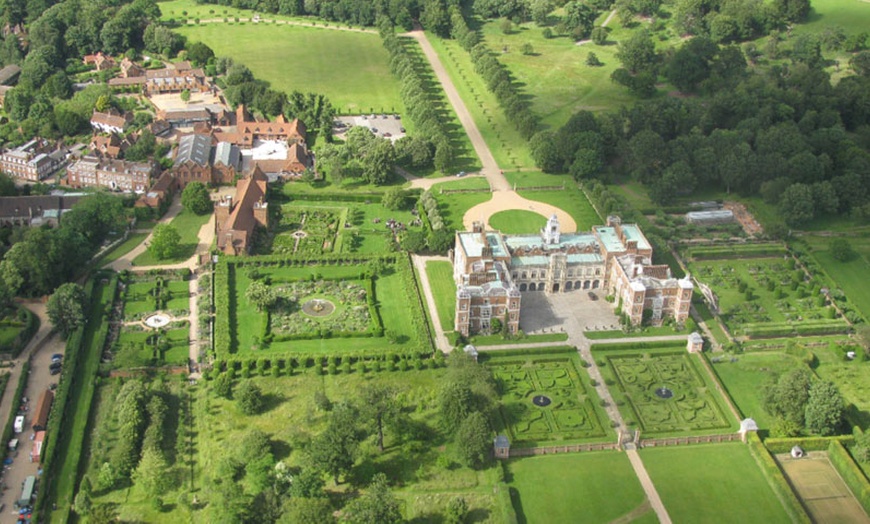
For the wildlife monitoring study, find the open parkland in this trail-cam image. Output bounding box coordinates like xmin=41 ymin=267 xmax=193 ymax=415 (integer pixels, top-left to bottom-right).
xmin=0 ymin=0 xmax=868 ymax=522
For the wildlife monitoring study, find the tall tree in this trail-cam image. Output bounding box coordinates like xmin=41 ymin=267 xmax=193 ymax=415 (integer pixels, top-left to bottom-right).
xmin=181 ymin=181 xmax=213 ymax=215
xmin=148 ymin=224 xmax=181 ymax=260
xmin=804 ymin=380 xmax=843 ymax=436
xmin=308 ymin=403 xmax=361 ymax=484
xmin=359 ymin=385 xmax=401 ymax=452
xmin=342 ymin=473 xmax=403 ymax=524
xmin=46 ymin=282 xmax=87 ymax=337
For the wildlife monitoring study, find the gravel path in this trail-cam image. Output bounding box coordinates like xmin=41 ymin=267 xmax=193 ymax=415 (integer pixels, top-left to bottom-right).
xmin=411 ymin=255 xmax=453 ymax=352
xmin=404 ymin=29 xmax=578 ymax=232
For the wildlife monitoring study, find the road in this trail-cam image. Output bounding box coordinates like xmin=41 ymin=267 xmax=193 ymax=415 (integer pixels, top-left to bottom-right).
xmin=403 ymin=29 xmax=578 ymax=232
xmin=0 ymin=303 xmax=67 ymax=521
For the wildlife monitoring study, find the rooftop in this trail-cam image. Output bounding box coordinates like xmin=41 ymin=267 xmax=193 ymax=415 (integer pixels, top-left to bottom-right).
xmin=458 ymin=231 xmax=509 ymax=259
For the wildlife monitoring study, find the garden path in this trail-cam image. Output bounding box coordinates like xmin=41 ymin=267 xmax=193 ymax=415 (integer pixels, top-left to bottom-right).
xmin=187 ymin=275 xmax=201 ymax=378
xmin=411 ymin=254 xmax=452 ymax=352
xmin=403 ymin=29 xmax=578 ymax=232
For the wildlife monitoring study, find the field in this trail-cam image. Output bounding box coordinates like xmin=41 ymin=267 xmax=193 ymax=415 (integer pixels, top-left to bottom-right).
xmin=776 ymin=453 xmax=870 ymax=524
xmin=217 ymin=256 xmax=431 ymax=357
xmin=517 ymin=189 xmax=601 ymax=231
xmin=174 ymin=24 xmax=402 ymax=115
xmin=598 ymin=350 xmax=734 ymax=435
xmin=478 ymin=18 xmax=638 ymax=129
xmin=489 ymin=210 xmax=547 ymax=234
xmin=688 ymin=255 xmax=847 ymax=338
xmin=486 ymin=352 xmax=610 ymax=444
xmin=132 ymin=208 xmax=211 ymax=266
xmin=641 ymin=443 xmax=793 ymax=523
xmin=710 ymin=352 xmax=806 ymax=431
xmin=431 ymin=185 xmax=492 ymax=231
xmin=425 ymin=260 xmax=456 ymax=332
xmin=803 ymin=235 xmax=870 ymax=322
xmin=507 ymin=452 xmax=651 ymax=524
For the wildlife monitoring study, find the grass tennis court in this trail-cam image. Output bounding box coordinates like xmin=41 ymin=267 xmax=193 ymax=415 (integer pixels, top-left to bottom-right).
xmin=641 ymin=443 xmax=792 ymax=523
xmin=777 ymin=453 xmax=870 ymax=524
xmin=175 ymin=24 xmax=402 ymax=114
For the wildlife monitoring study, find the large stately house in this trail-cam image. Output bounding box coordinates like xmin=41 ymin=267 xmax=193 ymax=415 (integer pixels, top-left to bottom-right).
xmin=452 ymin=216 xmax=693 ymax=336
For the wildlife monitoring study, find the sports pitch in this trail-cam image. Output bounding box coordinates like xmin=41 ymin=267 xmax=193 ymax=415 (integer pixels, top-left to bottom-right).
xmin=777 ymin=453 xmax=870 ymax=524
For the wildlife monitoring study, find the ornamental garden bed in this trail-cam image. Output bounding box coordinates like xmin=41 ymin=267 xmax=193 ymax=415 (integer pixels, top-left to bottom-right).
xmin=688 ymin=255 xmax=848 ymax=338
xmin=598 ymin=350 xmax=734 ymax=435
xmin=485 ymin=352 xmax=610 ymax=444
xmin=214 ymin=255 xmax=432 ymax=360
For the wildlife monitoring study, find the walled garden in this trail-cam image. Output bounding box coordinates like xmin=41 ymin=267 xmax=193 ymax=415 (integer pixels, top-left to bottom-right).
xmin=486 ymin=351 xmax=610 ymax=444
xmin=599 ymin=350 xmax=734 ymax=435
xmin=214 ymin=255 xmax=432 ymax=362
xmin=687 ymin=250 xmax=848 ymax=338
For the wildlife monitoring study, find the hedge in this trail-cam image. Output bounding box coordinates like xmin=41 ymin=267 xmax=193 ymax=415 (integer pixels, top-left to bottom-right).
xmin=686 ymin=244 xmax=788 ymax=260
xmin=0 ymin=306 xmax=40 ymax=357
xmin=477 ymin=346 xmax=576 ymax=359
xmin=764 ymin=435 xmax=855 ymax=454
xmin=497 ymin=482 xmax=518 ymax=524
xmin=589 ymin=340 xmax=684 ymax=351
xmin=828 ymin=440 xmax=870 ymax=515
xmin=0 ymin=361 xmax=30 ymax=450
xmin=746 ymin=432 xmax=811 ymax=524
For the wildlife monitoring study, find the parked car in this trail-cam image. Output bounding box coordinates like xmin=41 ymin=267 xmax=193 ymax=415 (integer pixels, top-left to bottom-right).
xmin=49 ymin=367 xmax=61 ymax=376
xmin=587 ymin=291 xmax=598 ymax=300
xmin=49 ymin=361 xmax=62 ymax=370
xmin=456 ymin=171 xmax=467 ymax=177
xmin=51 ymin=354 xmax=62 ymax=363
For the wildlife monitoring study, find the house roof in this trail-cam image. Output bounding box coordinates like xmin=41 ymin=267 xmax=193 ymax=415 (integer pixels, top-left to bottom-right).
xmin=219 ymin=167 xmax=267 ymax=248
xmin=214 ymin=142 xmax=240 ymax=168
xmin=0 ymin=195 xmax=82 ymax=219
xmin=0 ymin=64 xmax=21 ymax=85
xmin=91 ymin=110 xmax=129 ymax=130
xmin=175 ymin=134 xmax=212 ymax=166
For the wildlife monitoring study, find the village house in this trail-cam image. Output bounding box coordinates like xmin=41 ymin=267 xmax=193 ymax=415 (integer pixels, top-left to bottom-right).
xmin=0 ymin=195 xmax=82 ymax=227
xmin=119 ymin=57 xmax=144 ymax=78
xmin=66 ymin=155 xmax=158 ymax=192
xmin=88 ymin=133 xmax=136 ymax=159
xmin=90 ymin=110 xmax=132 ymax=135
xmin=83 ymin=52 xmax=116 ymax=71
xmin=144 ymin=67 xmax=209 ymax=95
xmin=452 ymin=216 xmax=693 ymax=336
xmin=170 ymin=133 xmax=238 ymax=187
xmin=215 ymin=167 xmax=268 ymax=255
xmin=0 ymin=139 xmax=65 ymax=181
xmin=136 ymin=171 xmax=177 ymax=209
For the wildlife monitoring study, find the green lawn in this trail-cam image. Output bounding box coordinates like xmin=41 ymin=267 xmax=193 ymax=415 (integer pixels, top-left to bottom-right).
xmin=469 ymin=332 xmax=568 ymax=346
xmin=804 ymin=235 xmax=870 ymax=322
xmin=584 ymin=324 xmax=689 ymax=339
xmin=425 ymin=260 xmax=456 ymax=332
xmin=479 ymin=19 xmax=639 ymax=129
xmin=489 ymin=210 xmax=548 ymax=234
xmin=175 ymin=24 xmax=403 ymax=115
xmin=99 ymin=232 xmax=148 ymax=268
xmin=641 ymin=443 xmax=793 ymax=524
xmin=426 ymin=34 xmax=535 ymax=169
xmin=431 ymin=187 xmax=491 ymax=232
xmin=503 ymin=170 xmax=570 ymax=189
xmin=518 ymin=188 xmax=601 ymax=231
xmin=434 ymin=176 xmax=491 ymax=190
xmin=132 ymin=208 xmax=210 ymax=266
xmin=710 ymin=352 xmax=805 ymax=430
xmin=507 ymin=452 xmax=649 ymax=524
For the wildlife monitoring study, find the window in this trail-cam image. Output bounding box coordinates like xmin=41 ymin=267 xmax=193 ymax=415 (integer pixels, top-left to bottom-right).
xmin=460 ymin=303 xmax=467 ymax=310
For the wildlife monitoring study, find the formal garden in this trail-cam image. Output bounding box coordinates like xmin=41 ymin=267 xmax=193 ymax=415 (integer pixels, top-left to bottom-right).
xmin=112 ymin=271 xmax=191 ymax=368
xmin=485 ymin=351 xmax=610 ymax=444
xmin=597 ymin=349 xmax=734 ymax=435
xmin=686 ymin=246 xmax=849 ymax=338
xmin=257 ymin=205 xmax=345 ymax=256
xmin=214 ymin=255 xmax=432 ymax=361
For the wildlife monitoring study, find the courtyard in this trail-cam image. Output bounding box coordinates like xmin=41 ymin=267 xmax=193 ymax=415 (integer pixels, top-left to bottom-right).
xmin=518 ymin=290 xmax=621 ymax=335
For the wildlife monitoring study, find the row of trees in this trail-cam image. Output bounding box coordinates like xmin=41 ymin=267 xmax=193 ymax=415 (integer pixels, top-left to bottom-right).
xmin=191 ymin=0 xmax=420 ymax=29
xmin=449 ymin=5 xmax=539 ymax=139
xmin=380 ymin=19 xmax=455 ymax=173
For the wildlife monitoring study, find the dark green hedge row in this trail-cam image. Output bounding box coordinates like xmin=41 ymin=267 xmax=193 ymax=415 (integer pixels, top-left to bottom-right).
xmin=287 ymin=191 xmax=392 ymax=203
xmin=746 ymin=432 xmax=812 ymax=524
xmin=212 ymin=349 xmax=445 ymax=375
xmin=828 ymin=440 xmax=870 ymax=515
xmin=0 ymin=361 xmax=30 ymax=452
xmin=478 ymin=346 xmax=576 ymax=360
xmin=590 ymin=340 xmax=685 ymax=351
xmin=764 ymin=435 xmax=855 ymax=454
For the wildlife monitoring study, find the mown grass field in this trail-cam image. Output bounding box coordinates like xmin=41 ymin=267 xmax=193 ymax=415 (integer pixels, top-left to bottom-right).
xmin=175 ymin=24 xmax=403 ymax=114
xmin=710 ymin=351 xmax=805 ymax=430
xmin=642 ymin=443 xmax=793 ymax=524
xmin=519 ymin=189 xmax=601 ymax=231
xmin=425 ymin=260 xmax=456 ymax=332
xmin=489 ymin=210 xmax=548 ymax=234
xmin=478 ymin=18 xmax=639 ymax=130
xmin=803 ymin=235 xmax=870 ymax=322
xmin=132 ymin=208 xmax=211 ymax=266
xmin=507 ymin=452 xmax=650 ymax=524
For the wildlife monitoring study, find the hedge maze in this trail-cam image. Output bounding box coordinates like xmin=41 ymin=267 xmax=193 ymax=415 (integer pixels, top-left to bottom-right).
xmin=606 ymin=352 xmax=731 ymax=434
xmin=490 ymin=355 xmax=608 ymax=443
